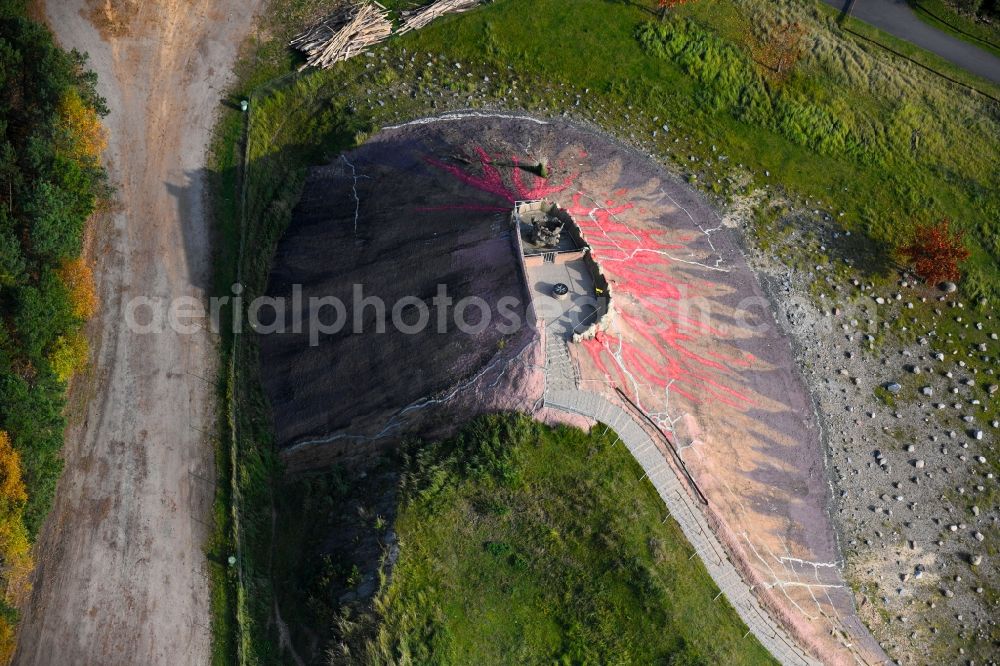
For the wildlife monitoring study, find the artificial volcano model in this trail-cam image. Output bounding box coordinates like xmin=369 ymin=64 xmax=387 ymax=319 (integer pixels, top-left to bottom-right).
xmin=259 ymin=114 xmax=886 ymax=665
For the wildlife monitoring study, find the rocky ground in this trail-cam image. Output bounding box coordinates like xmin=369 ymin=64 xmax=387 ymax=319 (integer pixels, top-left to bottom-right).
xmin=742 ymin=209 xmax=999 ymax=664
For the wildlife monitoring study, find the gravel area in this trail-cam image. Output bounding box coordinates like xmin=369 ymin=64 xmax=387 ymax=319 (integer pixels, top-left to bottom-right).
xmin=743 ymin=211 xmax=999 ymax=664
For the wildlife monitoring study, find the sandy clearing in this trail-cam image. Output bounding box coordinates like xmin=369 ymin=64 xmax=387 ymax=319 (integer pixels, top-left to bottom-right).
xmin=14 ymin=1 xmax=260 ymax=664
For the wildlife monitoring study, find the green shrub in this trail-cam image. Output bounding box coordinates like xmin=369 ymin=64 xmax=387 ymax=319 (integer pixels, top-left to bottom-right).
xmin=15 ymin=269 xmax=75 ymax=362
xmin=0 ymin=371 xmax=66 ymax=535
xmin=25 ymin=181 xmax=87 ymax=261
xmin=638 ymin=18 xmax=864 ymax=160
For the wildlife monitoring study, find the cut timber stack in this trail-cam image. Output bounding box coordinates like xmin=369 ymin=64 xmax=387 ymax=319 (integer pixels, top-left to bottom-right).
xmin=398 ymin=0 xmax=483 ymax=34
xmin=290 ymin=1 xmax=392 ymax=70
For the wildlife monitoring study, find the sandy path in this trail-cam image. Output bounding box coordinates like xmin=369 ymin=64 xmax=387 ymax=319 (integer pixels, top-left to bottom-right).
xmin=14 ymin=1 xmax=260 ymax=664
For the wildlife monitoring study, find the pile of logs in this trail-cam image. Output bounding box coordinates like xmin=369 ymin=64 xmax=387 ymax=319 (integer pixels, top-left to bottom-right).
xmin=290 ymin=1 xmax=392 ymax=70
xmin=398 ymin=0 xmax=483 ymax=34
xmin=291 ymin=0 xmax=487 ymax=70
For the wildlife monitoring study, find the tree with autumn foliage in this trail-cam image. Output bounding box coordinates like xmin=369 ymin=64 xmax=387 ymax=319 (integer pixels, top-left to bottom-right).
xmin=56 ymin=88 xmax=107 ymax=163
xmin=0 ymin=431 xmax=32 ymax=665
xmin=48 ymin=332 xmax=89 ymax=384
xmin=899 ymin=219 xmax=970 ymax=286
xmin=0 ymin=5 xmax=109 ymax=660
xmin=0 ymin=619 xmax=14 ymax=666
xmin=658 ymin=0 xmax=694 ymax=21
xmin=0 ymin=432 xmax=31 ymax=587
xmin=749 ymin=21 xmax=807 ymax=82
xmin=57 ymin=257 xmax=98 ymax=320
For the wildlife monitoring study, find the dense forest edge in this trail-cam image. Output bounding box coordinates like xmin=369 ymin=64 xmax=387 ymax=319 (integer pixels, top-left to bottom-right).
xmin=0 ymin=0 xmax=106 ymax=658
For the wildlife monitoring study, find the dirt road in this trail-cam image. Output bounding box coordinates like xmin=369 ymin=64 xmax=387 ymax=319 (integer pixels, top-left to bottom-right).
xmin=15 ymin=1 xmax=260 ymax=663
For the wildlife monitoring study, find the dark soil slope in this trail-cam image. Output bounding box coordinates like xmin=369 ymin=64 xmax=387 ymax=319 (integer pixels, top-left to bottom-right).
xmin=260 ymin=122 xmax=538 ymax=467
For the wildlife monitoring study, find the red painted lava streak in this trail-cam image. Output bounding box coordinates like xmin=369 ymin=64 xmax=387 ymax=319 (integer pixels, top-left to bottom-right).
xmin=423 ymin=146 xmax=577 ymax=205
xmin=566 ymin=193 xmax=754 ymax=409
xmin=425 ymin=146 xmax=754 ymax=411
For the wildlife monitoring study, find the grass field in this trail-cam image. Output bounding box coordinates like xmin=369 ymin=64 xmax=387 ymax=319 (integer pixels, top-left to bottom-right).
xmin=207 ymin=0 xmax=1000 ymax=661
xmin=232 ymin=0 xmax=1000 ymax=298
xmin=277 ymin=415 xmax=776 ymax=665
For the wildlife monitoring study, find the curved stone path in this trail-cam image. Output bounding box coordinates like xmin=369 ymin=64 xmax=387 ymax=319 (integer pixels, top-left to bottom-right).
xmin=543 ymin=333 xmax=820 ymax=666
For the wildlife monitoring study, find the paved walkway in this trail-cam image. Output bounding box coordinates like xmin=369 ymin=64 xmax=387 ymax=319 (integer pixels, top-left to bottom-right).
xmin=542 ymin=334 xmax=821 ymax=666
xmin=824 ymin=0 xmax=1000 ymax=83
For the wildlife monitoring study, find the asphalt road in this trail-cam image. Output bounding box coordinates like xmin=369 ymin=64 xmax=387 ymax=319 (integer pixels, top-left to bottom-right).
xmin=823 ymin=0 xmax=1000 ymax=83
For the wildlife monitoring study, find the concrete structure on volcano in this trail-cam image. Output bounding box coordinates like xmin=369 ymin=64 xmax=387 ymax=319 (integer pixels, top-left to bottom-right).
xmin=529 ymin=207 xmax=564 ymax=247
xmin=511 ymin=199 xmax=614 ymax=342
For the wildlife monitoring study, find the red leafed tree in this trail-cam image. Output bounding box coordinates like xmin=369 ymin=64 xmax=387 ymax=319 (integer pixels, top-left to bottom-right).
xmin=772 ymin=22 xmax=806 ymax=75
xmin=658 ymin=0 xmax=693 ymax=20
xmin=750 ymin=21 xmax=807 ymax=81
xmin=900 ymin=219 xmax=970 ymax=285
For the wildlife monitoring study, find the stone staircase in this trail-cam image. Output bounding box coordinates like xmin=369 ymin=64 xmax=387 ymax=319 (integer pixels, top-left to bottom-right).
xmin=544 ymin=329 xmax=578 ymax=395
